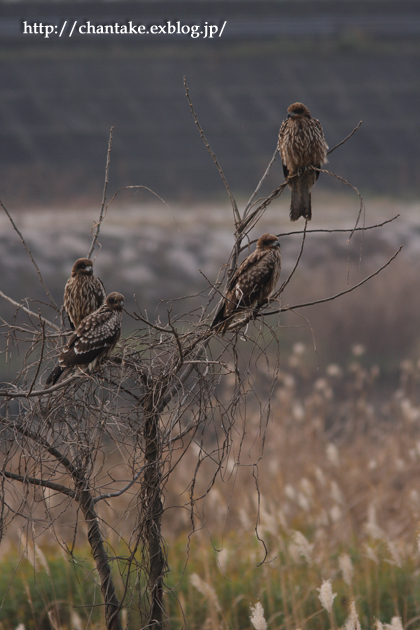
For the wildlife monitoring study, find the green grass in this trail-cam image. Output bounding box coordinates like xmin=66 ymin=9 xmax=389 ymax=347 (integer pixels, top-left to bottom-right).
xmin=0 ymin=548 xmax=101 ymax=630
xmin=1 ymin=532 xmax=419 ymax=629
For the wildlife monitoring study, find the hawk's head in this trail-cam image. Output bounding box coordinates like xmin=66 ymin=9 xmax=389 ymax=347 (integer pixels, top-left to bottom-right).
xmin=72 ymin=258 xmax=94 ymax=277
xmin=106 ymin=292 xmax=125 ymax=311
xmin=287 ymin=102 xmax=311 ymax=119
xmin=257 ymin=234 xmax=280 ymax=251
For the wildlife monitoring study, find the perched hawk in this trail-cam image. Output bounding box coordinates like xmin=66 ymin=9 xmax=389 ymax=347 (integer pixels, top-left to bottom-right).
xmin=46 ymin=292 xmax=124 ymax=386
xmin=64 ymin=258 xmax=106 ymax=330
xmin=211 ymin=234 xmax=281 ymax=334
xmin=278 ymin=102 xmax=328 ymax=221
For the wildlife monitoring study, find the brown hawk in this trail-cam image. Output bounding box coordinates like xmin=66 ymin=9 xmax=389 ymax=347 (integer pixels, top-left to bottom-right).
xmin=46 ymin=292 xmax=124 ymax=386
xmin=211 ymin=234 xmax=281 ymax=334
xmin=278 ymin=102 xmax=328 ymax=221
xmin=64 ymin=258 xmax=106 ymax=330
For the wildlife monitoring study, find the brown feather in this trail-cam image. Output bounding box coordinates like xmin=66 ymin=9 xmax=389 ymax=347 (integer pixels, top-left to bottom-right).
xmin=290 ymin=169 xmax=314 ymax=221
xmin=211 ymin=234 xmax=281 ymax=334
xmin=278 ymin=102 xmax=328 ymax=221
xmin=64 ymin=258 xmax=106 ymax=329
xmin=46 ymin=292 xmax=124 ymax=386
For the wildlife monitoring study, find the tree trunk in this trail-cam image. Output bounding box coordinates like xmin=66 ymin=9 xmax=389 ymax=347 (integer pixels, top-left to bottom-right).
xmin=144 ymin=400 xmax=166 ymax=629
xmin=78 ymin=488 xmax=123 ymax=630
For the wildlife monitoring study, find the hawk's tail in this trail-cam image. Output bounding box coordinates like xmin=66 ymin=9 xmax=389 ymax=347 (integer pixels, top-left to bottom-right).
xmin=210 ymin=305 xmax=230 ymax=335
xmin=289 ymin=172 xmax=312 ymax=221
xmin=45 ymin=365 xmax=65 ymax=387
xmin=290 ymin=180 xmax=311 ymax=221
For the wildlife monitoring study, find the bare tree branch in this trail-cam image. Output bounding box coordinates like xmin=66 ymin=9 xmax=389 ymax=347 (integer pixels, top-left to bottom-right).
xmin=0 ymin=290 xmax=61 ymax=332
xmin=267 ymin=246 xmax=403 ymax=316
xmin=1 ymin=470 xmax=76 ymax=499
xmin=26 ymin=317 xmax=46 ymax=397
xmin=315 ymin=166 xmax=365 ymax=237
xmin=87 ymin=126 xmax=114 ymax=260
xmin=236 ymin=183 xmax=287 ymax=239
xmin=93 ymin=469 xmax=143 ymax=504
xmin=273 ymin=219 xmax=308 ymax=299
xmin=327 ymin=121 xmax=362 ymax=156
xmin=0 ymin=374 xmax=82 ymax=398
xmin=0 ymin=199 xmax=58 ymax=309
xmin=184 ymin=76 xmax=240 ymax=228
xmin=105 ymin=184 xmax=173 ymax=217
xmin=243 ymin=145 xmax=279 ymax=218
xmin=238 ymin=214 xmax=400 ymax=253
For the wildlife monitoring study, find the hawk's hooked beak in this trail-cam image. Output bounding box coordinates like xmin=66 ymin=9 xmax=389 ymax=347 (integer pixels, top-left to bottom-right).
xmin=287 ymin=112 xmax=295 ymax=119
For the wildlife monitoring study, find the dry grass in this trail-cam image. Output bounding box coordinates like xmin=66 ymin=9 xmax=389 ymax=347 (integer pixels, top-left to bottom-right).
xmin=2 ymin=347 xmax=420 ymax=629
xmin=159 ymin=344 xmax=420 ymax=629
xmin=0 ymin=316 xmax=420 ymax=630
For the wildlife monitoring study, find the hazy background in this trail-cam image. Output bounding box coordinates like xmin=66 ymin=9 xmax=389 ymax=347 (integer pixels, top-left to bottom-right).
xmin=1 ymin=0 xmax=420 ymax=373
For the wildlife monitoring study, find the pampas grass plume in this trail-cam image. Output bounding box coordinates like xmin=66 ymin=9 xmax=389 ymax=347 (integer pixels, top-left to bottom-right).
xmin=317 ymin=579 xmax=337 ymax=614
xmin=250 ymin=601 xmax=267 ymax=630
xmin=343 ymin=599 xmax=361 ymax=630
xmin=190 ymin=573 xmax=221 ymax=612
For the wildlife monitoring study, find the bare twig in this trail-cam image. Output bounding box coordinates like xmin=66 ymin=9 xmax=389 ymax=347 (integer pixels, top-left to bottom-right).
xmin=130 ymin=310 xmax=179 ymax=335
xmin=0 ymin=374 xmax=82 ymax=398
xmin=0 ymin=290 xmax=61 ymax=332
xmin=87 ymin=126 xmax=114 ymax=259
xmin=243 ymin=145 xmax=278 ymax=218
xmin=106 ymin=185 xmax=172 ymax=216
xmin=273 ymin=219 xmax=308 ymax=299
xmin=1 ymin=470 xmax=76 ymax=499
xmin=26 ymin=316 xmax=46 ymax=397
xmin=315 ymin=167 xmax=365 ymax=238
xmin=0 ymin=198 xmax=58 ymax=309
xmin=236 ymin=183 xmax=287 ymax=238
xmin=327 ymin=121 xmax=362 ymax=156
xmin=266 ymin=246 xmax=403 ymax=316
xmin=184 ymin=76 xmax=240 ymax=228
xmin=168 ymin=314 xmax=184 ymax=367
xmin=93 ymin=469 xmax=143 ymax=504
xmin=238 ymin=215 xmax=400 ymax=253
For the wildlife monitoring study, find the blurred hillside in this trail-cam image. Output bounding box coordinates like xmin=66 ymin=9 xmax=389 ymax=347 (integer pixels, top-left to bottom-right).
xmin=0 ymin=0 xmax=419 ymax=205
